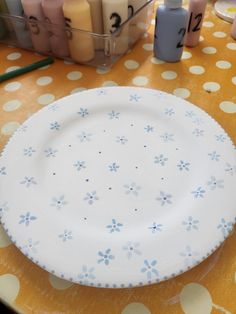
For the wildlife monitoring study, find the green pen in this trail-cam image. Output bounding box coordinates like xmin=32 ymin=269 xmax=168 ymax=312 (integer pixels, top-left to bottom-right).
xmin=0 ymin=57 xmax=54 ymax=83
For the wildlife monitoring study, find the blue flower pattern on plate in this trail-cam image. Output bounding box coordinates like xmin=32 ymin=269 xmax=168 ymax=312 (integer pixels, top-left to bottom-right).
xmin=50 ymin=122 xmax=60 ymax=130
xmin=23 ymin=147 xmax=36 ymax=157
xmin=156 ymin=191 xmax=172 ymax=206
xmin=192 ymin=128 xmax=204 ymax=137
xmin=182 ymin=216 xmax=199 ymax=231
xmin=98 ymin=249 xmax=114 ymax=265
xmin=141 ymin=260 xmax=158 ymax=279
xmin=116 ymin=136 xmax=128 ymax=145
xmin=78 ymin=266 xmax=96 ymax=282
xmin=123 ymin=242 xmax=141 ymax=259
xmin=106 ymin=219 xmax=123 ymax=233
xmin=185 ymin=110 xmax=195 ymax=118
xmin=109 ymin=163 xmax=119 ymax=172
xmin=108 ymin=110 xmax=120 ymax=120
xmin=59 ymin=230 xmax=73 ymax=242
xmin=0 ymin=202 xmax=9 ymax=218
xmin=45 ymin=148 xmax=58 ymax=157
xmin=148 ymin=222 xmax=163 ymax=233
xmin=207 ymin=176 xmax=224 ymax=190
xmin=180 ymin=246 xmax=199 ymax=267
xmin=129 ymin=94 xmax=141 ymax=102
xmin=144 ymin=125 xmax=154 ymax=133
xmin=74 ymin=161 xmax=86 ymax=172
xmin=225 ymin=163 xmax=236 ymax=176
xmin=208 ymin=151 xmax=220 ymax=161
xmin=217 ymin=218 xmax=234 ymax=236
xmin=164 ymin=108 xmax=175 ymax=116
xmin=124 ymin=183 xmax=141 ymax=196
xmin=160 ymin=133 xmax=174 ymax=143
xmin=154 ymin=154 xmax=168 ymax=166
xmin=84 ymin=191 xmax=99 ymax=205
xmin=193 ymin=117 xmax=204 ymax=125
xmin=22 ymin=238 xmax=39 ymax=254
xmin=20 ymin=176 xmax=37 ymax=187
xmin=97 ymin=89 xmax=107 ymax=96
xmin=78 ymin=108 xmax=89 ymax=118
xmin=191 ymin=187 xmax=205 ymax=198
xmin=0 ymin=167 xmax=6 ymax=175
xmin=19 ymin=212 xmax=37 ymax=226
xmin=177 ymin=160 xmax=190 ymax=171
xmin=78 ymin=132 xmax=92 ymax=142
xmin=51 ymin=195 xmax=67 ymax=210
xmin=215 ymin=134 xmax=226 ymax=142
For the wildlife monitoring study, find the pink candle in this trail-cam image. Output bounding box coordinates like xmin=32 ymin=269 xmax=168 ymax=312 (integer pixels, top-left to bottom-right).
xmin=21 ymin=0 xmax=50 ymax=53
xmin=231 ymin=15 xmax=236 ymax=40
xmin=185 ymin=0 xmax=207 ymax=47
xmin=42 ymin=0 xmax=70 ymax=57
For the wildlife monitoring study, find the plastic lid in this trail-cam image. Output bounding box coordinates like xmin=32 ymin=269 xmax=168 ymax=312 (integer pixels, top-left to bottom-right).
xmin=164 ymin=0 xmax=183 ymax=9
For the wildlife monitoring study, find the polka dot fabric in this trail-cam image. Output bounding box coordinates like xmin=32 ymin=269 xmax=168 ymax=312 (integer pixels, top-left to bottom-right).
xmin=0 ymin=2 xmax=236 ymax=314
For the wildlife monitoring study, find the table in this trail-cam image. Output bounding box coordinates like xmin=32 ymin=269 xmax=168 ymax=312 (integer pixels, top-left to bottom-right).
xmin=0 ymin=2 xmax=236 ymax=313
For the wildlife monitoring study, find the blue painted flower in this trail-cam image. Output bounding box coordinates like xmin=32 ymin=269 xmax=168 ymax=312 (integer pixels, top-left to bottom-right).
xmin=191 ymin=187 xmax=205 ymax=198
xmin=185 ymin=110 xmax=195 ymax=118
xmin=19 ymin=212 xmax=37 ymax=226
xmin=154 ymin=154 xmax=168 ymax=166
xmin=84 ymin=191 xmax=99 ymax=205
xmin=59 ymin=230 xmax=73 ymax=242
xmin=74 ymin=161 xmax=86 ymax=171
xmin=193 ymin=117 xmax=204 ymax=125
xmin=129 ymin=94 xmax=141 ymax=102
xmin=144 ymin=125 xmax=154 ymax=133
xmin=164 ymin=108 xmax=175 ymax=116
xmin=22 ymin=238 xmax=39 ymax=254
xmin=192 ymin=128 xmax=204 ymax=137
xmin=141 ymin=260 xmax=158 ymax=279
xmin=148 ymin=222 xmax=163 ymax=233
xmin=122 ymin=241 xmax=141 ymax=259
xmin=160 ymin=132 xmax=174 ymax=143
xmin=78 ymin=266 xmax=96 ymax=283
xmin=180 ymin=246 xmax=199 ymax=266
xmin=177 ymin=160 xmax=190 ymax=171
xmin=51 ymin=195 xmax=67 ymax=210
xmin=124 ymin=182 xmax=141 ymax=196
xmin=116 ymin=136 xmax=128 ymax=145
xmin=108 ymin=110 xmax=120 ymax=120
xmin=109 ymin=162 xmax=119 ymax=172
xmin=182 ymin=216 xmax=199 ymax=231
xmin=97 ymin=249 xmax=114 ymax=265
xmin=20 ymin=176 xmax=37 ymax=187
xmin=48 ymin=103 xmax=59 ymax=111
xmin=23 ymin=147 xmax=36 ymax=157
xmin=217 ymin=218 xmax=233 ymax=236
xmin=106 ymin=219 xmax=123 ymax=233
xmin=50 ymin=121 xmax=60 ymax=130
xmin=78 ymin=108 xmax=89 ymax=118
xmin=225 ymin=163 xmax=236 ymax=176
xmin=97 ymin=89 xmax=107 ymax=96
xmin=207 ymin=176 xmax=224 ymax=190
xmin=18 ymin=125 xmax=28 ymax=132
xmin=0 ymin=202 xmax=9 ymax=218
xmin=45 ymin=148 xmax=58 ymax=157
xmin=215 ymin=134 xmax=226 ymax=142
xmin=153 ymin=91 xmax=166 ymax=99
xmin=156 ymin=191 xmax=172 ymax=206
xmin=0 ymin=167 xmax=6 ymax=175
xmin=78 ymin=131 xmax=92 ymax=142
xmin=208 ymin=151 xmax=220 ymax=161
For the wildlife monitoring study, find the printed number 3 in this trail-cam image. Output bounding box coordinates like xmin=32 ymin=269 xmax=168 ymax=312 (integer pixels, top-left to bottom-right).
xmin=176 ymin=27 xmax=186 ymax=48
xmin=110 ymin=12 xmax=122 ymax=33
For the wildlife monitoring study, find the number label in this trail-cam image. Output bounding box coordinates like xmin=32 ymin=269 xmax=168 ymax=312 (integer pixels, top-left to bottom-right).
xmin=187 ymin=12 xmax=203 ymax=33
xmin=65 ymin=17 xmax=72 ymax=40
xmin=110 ymin=12 xmax=122 ymax=34
xmin=29 ymin=16 xmax=40 ymax=35
xmin=176 ymin=27 xmax=186 ymax=48
xmin=128 ymin=5 xmax=134 ymax=18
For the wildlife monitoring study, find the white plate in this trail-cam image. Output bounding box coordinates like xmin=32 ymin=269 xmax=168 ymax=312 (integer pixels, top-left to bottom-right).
xmin=1 ymin=87 xmax=236 ymax=288
xmin=214 ymin=0 xmax=236 ymax=23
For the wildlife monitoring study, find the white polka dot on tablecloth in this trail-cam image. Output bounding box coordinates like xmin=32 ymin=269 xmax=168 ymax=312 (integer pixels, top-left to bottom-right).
xmin=189 ymin=66 xmax=205 ymax=75
xmin=220 ymin=101 xmax=236 ymax=113
xmin=202 ymin=47 xmax=217 ymax=54
xmin=67 ymin=71 xmax=83 ymax=80
xmin=132 ymin=76 xmax=149 ymax=86
xmin=203 ymin=21 xmax=214 ymax=27
xmin=96 ymin=68 xmax=110 ymax=74
xmin=150 ymin=57 xmax=165 ymax=64
xmin=6 ymin=52 xmax=22 ymax=60
xmin=37 ymin=93 xmax=55 ymax=105
xmin=161 ymin=71 xmax=177 ymax=80
xmin=216 ymin=60 xmax=231 ymax=69
xmin=203 ymin=82 xmax=221 ymax=92
xmin=102 ymin=81 xmax=118 ymax=87
xmin=5 ymin=66 xmax=21 ymax=73
xmin=142 ymin=33 xmax=148 ymax=39
xmin=137 ymin=22 xmax=148 ymax=30
xmin=142 ymin=43 xmax=153 ymax=51
xmin=0 ymin=225 xmax=11 ymax=248
xmin=49 ymin=274 xmax=74 ymax=290
xmin=3 ymin=100 xmax=22 ymax=112
xmin=151 ymin=19 xmax=155 ymax=25
xmin=232 ymin=77 xmax=236 ymax=85
xmin=70 ymin=87 xmax=87 ymax=94
xmin=121 ymin=303 xmax=151 ymax=314
xmin=0 ymin=274 xmax=20 ymax=303
xmin=180 ymin=283 xmax=212 ymax=314
xmin=213 ymin=31 xmax=227 ymax=38
xmin=36 ymin=76 xmax=53 ymax=86
xmin=173 ymin=88 xmax=190 ymax=99
xmin=227 ymin=43 xmax=236 ymax=50
xmin=182 ymin=51 xmax=192 ymax=59
xmin=1 ymin=122 xmax=20 ymax=136
xmin=199 ymin=36 xmax=204 ymax=42
xmin=124 ymin=60 xmax=140 ymax=70
xmin=64 ymin=60 xmax=75 ymax=65
xmin=4 ymin=82 xmax=21 ymax=92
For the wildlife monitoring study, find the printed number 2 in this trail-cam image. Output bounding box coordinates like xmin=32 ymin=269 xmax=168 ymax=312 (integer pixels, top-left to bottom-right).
xmin=188 ymin=13 xmax=203 ymax=32
xmin=176 ymin=28 xmax=186 ymax=48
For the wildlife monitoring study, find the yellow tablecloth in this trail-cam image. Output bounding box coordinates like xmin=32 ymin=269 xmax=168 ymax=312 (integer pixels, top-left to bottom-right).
xmin=0 ymin=2 xmax=236 ymax=313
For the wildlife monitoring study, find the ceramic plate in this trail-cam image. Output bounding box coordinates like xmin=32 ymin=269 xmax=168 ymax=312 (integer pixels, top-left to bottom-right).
xmin=214 ymin=0 xmax=236 ymax=23
xmin=1 ymin=87 xmax=236 ymax=288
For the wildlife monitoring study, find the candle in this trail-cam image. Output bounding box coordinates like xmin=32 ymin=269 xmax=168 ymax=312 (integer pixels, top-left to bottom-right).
xmin=128 ymin=0 xmax=147 ymax=43
xmin=87 ymin=0 xmax=104 ymax=49
xmin=231 ymin=15 xmax=236 ymax=40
